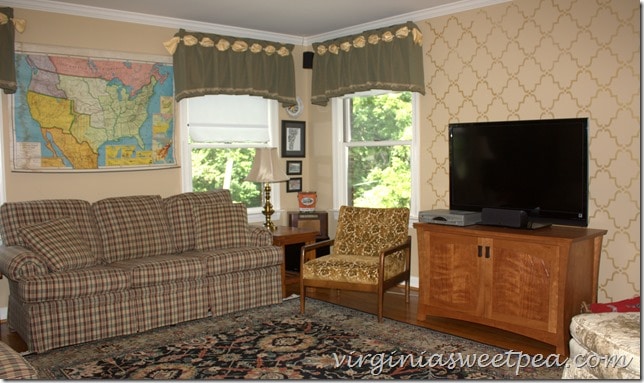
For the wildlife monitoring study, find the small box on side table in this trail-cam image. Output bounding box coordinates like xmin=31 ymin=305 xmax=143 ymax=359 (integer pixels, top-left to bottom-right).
xmin=286 ymin=211 xmax=330 ymax=271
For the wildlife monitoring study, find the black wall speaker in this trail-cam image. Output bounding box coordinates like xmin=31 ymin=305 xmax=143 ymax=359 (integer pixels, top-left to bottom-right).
xmin=481 ymin=208 xmax=528 ymax=228
xmin=303 ymin=51 xmax=314 ymax=69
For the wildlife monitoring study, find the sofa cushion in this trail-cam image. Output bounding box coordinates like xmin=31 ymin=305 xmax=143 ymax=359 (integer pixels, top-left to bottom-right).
xmin=194 ymin=203 xmax=249 ymax=250
xmin=92 ymin=195 xmax=176 ymax=263
xmin=0 ymin=199 xmax=102 ymax=255
xmin=164 ymin=190 xmax=234 ymax=252
xmin=110 ymin=254 xmax=204 ymax=287
xmin=18 ymin=217 xmax=98 ymax=272
xmin=184 ymin=246 xmax=282 ymax=276
xmin=14 ymin=265 xmax=130 ymax=302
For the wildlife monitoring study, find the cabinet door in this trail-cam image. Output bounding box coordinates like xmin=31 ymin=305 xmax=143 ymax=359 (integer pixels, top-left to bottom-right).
xmin=427 ymin=232 xmax=485 ymax=317
xmin=486 ymin=238 xmax=559 ymax=333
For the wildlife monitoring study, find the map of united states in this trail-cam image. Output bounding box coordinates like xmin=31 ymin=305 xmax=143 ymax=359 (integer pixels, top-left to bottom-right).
xmin=13 ymin=53 xmax=174 ymax=171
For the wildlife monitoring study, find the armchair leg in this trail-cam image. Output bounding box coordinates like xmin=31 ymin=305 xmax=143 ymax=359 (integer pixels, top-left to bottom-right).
xmin=300 ymin=281 xmax=306 ymax=314
xmin=377 ymin=285 xmax=384 ymax=322
xmin=405 ymin=279 xmax=410 ymax=304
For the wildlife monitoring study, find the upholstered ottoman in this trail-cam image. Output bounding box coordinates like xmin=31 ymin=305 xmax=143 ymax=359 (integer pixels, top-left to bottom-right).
xmin=0 ymin=341 xmax=38 ymax=379
xmin=562 ymin=312 xmax=640 ymax=379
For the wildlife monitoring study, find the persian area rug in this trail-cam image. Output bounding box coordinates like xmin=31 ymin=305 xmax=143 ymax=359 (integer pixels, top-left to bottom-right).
xmin=25 ymin=298 xmax=564 ymax=379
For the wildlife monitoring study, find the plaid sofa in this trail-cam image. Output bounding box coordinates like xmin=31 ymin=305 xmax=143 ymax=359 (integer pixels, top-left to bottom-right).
xmin=0 ymin=341 xmax=37 ymax=379
xmin=0 ymin=190 xmax=282 ymax=353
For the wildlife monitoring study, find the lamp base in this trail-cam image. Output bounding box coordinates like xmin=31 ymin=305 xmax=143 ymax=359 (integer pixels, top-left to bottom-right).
xmin=263 ymin=220 xmax=278 ymax=231
xmin=262 ymin=182 xmax=278 ymax=231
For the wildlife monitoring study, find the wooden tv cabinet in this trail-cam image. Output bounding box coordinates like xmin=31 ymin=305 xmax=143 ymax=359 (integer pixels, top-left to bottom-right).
xmin=413 ymin=223 xmax=607 ymax=356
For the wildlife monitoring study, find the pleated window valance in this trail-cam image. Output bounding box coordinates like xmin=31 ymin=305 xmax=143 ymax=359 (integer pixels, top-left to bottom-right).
xmin=0 ymin=7 xmax=26 ymax=94
xmin=311 ymin=21 xmax=425 ymax=106
xmin=164 ymin=29 xmax=297 ymax=107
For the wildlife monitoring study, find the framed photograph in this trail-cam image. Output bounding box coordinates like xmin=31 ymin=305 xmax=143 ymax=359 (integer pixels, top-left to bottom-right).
xmin=281 ymin=120 xmax=306 ymax=157
xmin=286 ymin=160 xmax=302 ymax=175
xmin=287 ymin=177 xmax=302 ymax=193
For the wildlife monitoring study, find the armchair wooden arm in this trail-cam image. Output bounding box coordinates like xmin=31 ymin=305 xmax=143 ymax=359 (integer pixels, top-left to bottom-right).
xmin=299 ymin=238 xmax=334 ymax=267
xmin=378 ymin=236 xmax=412 ymax=313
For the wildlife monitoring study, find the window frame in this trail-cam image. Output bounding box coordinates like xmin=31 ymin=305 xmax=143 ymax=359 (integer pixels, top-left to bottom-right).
xmin=179 ymin=97 xmax=284 ymax=224
xmin=331 ymin=91 xmax=420 ymax=221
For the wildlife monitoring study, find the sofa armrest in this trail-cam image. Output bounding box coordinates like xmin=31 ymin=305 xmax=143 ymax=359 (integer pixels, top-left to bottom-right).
xmin=0 ymin=245 xmax=49 ymax=280
xmin=247 ymin=225 xmax=272 ymax=246
xmin=0 ymin=341 xmax=38 ymax=379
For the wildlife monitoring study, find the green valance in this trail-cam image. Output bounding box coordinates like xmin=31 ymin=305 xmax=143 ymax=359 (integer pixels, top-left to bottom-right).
xmin=0 ymin=7 xmax=26 ymax=94
xmin=164 ymin=29 xmax=296 ymax=107
xmin=311 ymin=21 xmax=426 ymax=106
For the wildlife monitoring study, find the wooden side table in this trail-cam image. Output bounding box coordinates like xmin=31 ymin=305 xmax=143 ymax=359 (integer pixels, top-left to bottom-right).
xmin=270 ymin=226 xmax=318 ymax=298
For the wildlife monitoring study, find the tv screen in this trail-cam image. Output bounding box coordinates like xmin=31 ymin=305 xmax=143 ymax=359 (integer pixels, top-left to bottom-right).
xmin=449 ymin=118 xmax=589 ymax=227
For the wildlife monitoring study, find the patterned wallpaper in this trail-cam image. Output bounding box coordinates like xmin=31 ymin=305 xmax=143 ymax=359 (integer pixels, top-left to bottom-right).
xmin=418 ymin=0 xmax=640 ymax=301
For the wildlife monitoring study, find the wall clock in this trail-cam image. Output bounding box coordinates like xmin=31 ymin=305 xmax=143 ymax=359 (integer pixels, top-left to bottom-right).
xmin=285 ymin=96 xmax=303 ymax=118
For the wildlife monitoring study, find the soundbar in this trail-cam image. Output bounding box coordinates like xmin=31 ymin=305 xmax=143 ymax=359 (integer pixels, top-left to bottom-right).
xmin=480 ymin=208 xmax=551 ymax=229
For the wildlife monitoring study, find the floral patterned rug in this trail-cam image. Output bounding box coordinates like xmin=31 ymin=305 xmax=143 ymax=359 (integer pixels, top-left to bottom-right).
xmin=25 ymin=298 xmax=564 ymax=379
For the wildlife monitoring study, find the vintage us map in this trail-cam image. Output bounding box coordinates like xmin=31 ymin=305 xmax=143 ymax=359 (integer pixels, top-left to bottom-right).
xmin=12 ymin=50 xmax=175 ymax=171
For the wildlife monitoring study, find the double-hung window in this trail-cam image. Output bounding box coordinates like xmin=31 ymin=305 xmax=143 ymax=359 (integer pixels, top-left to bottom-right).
xmin=333 ymin=91 xmax=418 ymax=214
xmin=180 ymin=94 xmax=280 ymax=220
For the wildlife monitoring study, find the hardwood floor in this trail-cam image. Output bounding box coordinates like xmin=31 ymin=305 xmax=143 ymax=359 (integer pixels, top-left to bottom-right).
xmin=1 ymin=279 xmax=557 ymax=357
xmin=0 ymin=320 xmax=27 ymax=353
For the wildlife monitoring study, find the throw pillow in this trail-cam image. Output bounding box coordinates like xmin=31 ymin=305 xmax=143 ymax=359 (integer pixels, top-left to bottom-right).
xmin=193 ymin=203 xmax=249 ymax=250
xmin=18 ymin=216 xmax=96 ymax=272
xmin=92 ymin=195 xmax=176 ymax=263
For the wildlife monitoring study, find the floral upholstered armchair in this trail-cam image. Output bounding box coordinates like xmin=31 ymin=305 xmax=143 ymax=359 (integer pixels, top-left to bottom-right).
xmin=562 ymin=297 xmax=640 ymax=379
xmin=299 ymin=206 xmax=411 ymax=322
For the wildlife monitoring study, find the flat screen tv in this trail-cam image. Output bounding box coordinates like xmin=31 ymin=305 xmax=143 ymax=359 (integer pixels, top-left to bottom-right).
xmin=449 ymin=118 xmax=589 ymax=227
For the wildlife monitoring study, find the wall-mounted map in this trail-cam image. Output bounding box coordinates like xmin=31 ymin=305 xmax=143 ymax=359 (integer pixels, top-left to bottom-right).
xmin=12 ymin=49 xmax=175 ymax=172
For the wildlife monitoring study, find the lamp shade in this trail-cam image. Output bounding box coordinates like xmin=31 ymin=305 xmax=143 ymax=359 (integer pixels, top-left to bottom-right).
xmin=245 ymin=148 xmax=289 ymax=183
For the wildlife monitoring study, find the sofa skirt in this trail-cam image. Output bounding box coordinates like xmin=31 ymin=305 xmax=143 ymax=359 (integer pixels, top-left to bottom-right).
xmin=10 ymin=291 xmax=136 ymax=353
xmin=208 ymin=266 xmax=282 ymax=316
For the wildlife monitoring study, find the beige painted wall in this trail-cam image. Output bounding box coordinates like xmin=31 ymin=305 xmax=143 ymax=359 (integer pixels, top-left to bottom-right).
xmin=0 ymin=0 xmax=639 ymax=312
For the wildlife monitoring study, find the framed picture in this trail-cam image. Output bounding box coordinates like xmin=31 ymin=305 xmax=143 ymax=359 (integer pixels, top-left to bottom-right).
xmin=281 ymin=120 xmax=305 ymax=158
xmin=286 ymin=160 xmax=302 ymax=175
xmin=287 ymin=177 xmax=302 ymax=193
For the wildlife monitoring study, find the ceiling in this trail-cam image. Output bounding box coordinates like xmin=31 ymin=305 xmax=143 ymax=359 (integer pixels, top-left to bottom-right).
xmin=6 ymin=0 xmax=508 ymax=43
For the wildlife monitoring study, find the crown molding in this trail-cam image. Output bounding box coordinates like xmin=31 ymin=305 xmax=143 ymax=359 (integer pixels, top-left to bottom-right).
xmin=3 ymin=0 xmax=303 ymax=43
xmin=5 ymin=0 xmax=511 ymax=46
xmin=304 ymin=0 xmax=510 ymax=44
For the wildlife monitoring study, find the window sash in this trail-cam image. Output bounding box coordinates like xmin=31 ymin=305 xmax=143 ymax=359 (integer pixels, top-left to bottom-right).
xmin=332 ymin=92 xmax=419 ymax=218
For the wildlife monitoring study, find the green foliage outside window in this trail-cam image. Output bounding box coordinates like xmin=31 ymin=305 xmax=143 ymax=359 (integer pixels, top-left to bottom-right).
xmin=191 ymin=148 xmax=262 ymax=207
xmin=348 ymin=92 xmax=412 ymax=208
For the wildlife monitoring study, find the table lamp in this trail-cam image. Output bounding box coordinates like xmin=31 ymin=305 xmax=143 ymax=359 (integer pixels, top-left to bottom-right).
xmin=245 ymin=147 xmax=289 ymax=231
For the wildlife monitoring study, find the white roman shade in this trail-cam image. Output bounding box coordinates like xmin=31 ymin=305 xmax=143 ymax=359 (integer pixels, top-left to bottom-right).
xmin=187 ymin=94 xmax=269 ymax=143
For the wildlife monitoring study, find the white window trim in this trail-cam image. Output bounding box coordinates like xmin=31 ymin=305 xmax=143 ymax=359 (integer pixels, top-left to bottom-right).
xmin=179 ymin=98 xmax=285 ymax=224
xmin=0 ymin=94 xmax=6 ymax=205
xmin=331 ymin=92 xmax=420 ymax=222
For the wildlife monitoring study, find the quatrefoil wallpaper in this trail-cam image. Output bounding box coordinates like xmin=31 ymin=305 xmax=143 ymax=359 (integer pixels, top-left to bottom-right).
xmin=418 ymin=0 xmax=639 ymax=301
